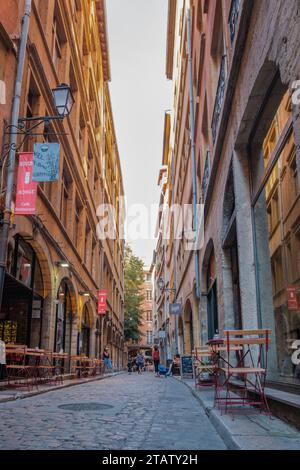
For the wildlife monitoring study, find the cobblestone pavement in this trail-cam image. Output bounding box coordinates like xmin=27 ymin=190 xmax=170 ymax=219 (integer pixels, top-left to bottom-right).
xmin=0 ymin=373 xmax=227 ymax=450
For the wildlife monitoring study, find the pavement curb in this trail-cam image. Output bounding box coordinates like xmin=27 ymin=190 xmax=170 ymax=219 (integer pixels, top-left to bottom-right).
xmin=0 ymin=371 xmax=124 ymax=404
xmin=173 ymin=377 xmax=241 ymax=450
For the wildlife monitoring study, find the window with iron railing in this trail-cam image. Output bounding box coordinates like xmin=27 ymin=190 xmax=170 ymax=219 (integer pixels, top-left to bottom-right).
xmin=211 ymin=55 xmax=227 ymax=142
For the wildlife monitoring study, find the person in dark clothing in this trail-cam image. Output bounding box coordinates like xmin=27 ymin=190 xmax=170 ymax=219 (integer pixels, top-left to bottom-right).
xmin=127 ymin=356 xmax=133 ymax=374
xmin=152 ymin=345 xmax=160 ymax=377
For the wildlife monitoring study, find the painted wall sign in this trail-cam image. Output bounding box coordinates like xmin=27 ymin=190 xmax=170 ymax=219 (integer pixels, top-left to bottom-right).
xmin=32 ymin=143 xmax=60 ymax=182
xmin=98 ymin=290 xmax=107 ymax=315
xmin=15 ymin=152 xmax=38 ymax=215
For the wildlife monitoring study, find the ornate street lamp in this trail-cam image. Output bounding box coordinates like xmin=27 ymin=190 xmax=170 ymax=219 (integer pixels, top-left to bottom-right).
xmin=52 ymin=83 xmax=75 ymax=118
xmin=158 ymin=277 xmax=165 ymax=290
xmin=158 ymin=277 xmax=175 ymax=293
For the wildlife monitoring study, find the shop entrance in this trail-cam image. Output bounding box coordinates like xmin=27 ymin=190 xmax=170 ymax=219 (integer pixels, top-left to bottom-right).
xmin=0 ymin=236 xmax=44 ymax=347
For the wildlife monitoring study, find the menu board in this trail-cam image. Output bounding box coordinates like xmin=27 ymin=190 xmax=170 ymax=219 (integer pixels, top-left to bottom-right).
xmin=180 ymin=355 xmax=194 ymax=378
xmin=0 ymin=321 xmax=17 ymax=343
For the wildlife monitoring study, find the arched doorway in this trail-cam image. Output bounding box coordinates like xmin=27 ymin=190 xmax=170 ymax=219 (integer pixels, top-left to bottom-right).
xmin=81 ymin=304 xmax=91 ymax=356
xmin=54 ymin=280 xmax=74 ymax=354
xmin=222 ymin=163 xmax=242 ymax=330
xmin=206 ymin=248 xmax=219 ymax=339
xmin=77 ymin=303 xmax=93 ymax=357
xmin=0 ymin=235 xmax=45 ymax=347
xmin=183 ymin=300 xmax=194 ymax=354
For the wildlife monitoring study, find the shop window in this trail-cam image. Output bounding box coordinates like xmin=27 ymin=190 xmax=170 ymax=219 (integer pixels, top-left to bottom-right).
xmin=252 ymin=88 xmax=300 ymax=385
xmin=0 ymin=237 xmax=44 ymax=347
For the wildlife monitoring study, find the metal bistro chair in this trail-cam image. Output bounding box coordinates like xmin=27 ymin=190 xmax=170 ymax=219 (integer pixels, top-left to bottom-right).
xmin=51 ymin=352 xmax=69 ymax=384
xmin=192 ymin=347 xmax=216 ymax=388
xmin=5 ymin=345 xmax=36 ymax=391
xmin=215 ymin=329 xmax=272 ymax=416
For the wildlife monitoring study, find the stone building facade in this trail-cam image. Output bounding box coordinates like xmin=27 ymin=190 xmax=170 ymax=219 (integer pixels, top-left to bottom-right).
xmin=0 ymin=0 xmax=125 ymax=368
xmin=158 ymin=0 xmax=300 ymax=392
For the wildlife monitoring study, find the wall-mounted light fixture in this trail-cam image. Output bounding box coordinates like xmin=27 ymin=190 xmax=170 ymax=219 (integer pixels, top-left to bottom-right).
xmin=79 ymin=291 xmax=90 ymax=298
xmin=55 ymin=261 xmax=70 ymax=268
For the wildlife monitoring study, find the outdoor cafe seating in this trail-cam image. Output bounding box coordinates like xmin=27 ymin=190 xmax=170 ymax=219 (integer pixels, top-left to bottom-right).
xmin=0 ymin=343 xmax=104 ymax=391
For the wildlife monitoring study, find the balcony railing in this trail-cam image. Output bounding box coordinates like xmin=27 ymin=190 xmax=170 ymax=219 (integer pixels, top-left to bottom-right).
xmin=229 ymin=0 xmax=241 ymax=43
xmin=211 ymin=55 xmax=227 ymax=142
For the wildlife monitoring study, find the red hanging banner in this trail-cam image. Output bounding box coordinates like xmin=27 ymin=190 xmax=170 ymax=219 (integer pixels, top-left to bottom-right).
xmin=287 ymin=286 xmax=298 ymax=311
xmin=98 ymin=290 xmax=107 ymax=315
xmin=15 ymin=152 xmax=38 ymax=215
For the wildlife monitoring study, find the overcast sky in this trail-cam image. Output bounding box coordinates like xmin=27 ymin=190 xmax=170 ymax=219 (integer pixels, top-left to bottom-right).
xmin=106 ymin=0 xmax=173 ymax=266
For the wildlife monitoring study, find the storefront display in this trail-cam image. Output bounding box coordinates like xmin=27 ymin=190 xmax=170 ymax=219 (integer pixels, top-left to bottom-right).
xmin=252 ymin=91 xmax=300 ymax=386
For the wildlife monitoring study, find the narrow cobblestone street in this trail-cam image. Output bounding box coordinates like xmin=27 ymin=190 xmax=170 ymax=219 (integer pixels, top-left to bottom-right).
xmin=0 ymin=373 xmax=227 ymax=450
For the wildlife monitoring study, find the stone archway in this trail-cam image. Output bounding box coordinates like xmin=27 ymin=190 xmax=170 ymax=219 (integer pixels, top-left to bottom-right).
xmin=202 ymin=240 xmax=218 ymax=340
xmin=80 ymin=302 xmax=94 ymax=357
xmin=222 ymin=163 xmax=242 ymax=331
xmin=1 ymin=233 xmax=55 ymax=347
xmin=54 ymin=277 xmax=77 ymax=355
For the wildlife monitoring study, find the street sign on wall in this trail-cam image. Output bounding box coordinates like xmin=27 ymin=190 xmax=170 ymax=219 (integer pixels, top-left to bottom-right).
xmin=32 ymin=143 xmax=60 ymax=182
xmin=169 ymin=302 xmax=182 ymax=315
xmin=15 ymin=152 xmax=38 ymax=215
xmin=98 ymin=290 xmax=107 ymax=315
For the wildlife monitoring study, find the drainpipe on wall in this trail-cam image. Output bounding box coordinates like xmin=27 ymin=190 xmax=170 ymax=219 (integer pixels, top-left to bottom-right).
xmin=186 ymin=8 xmax=201 ymax=300
xmin=0 ymin=0 xmax=32 ymax=308
xmin=171 ymin=152 xmax=179 ymax=355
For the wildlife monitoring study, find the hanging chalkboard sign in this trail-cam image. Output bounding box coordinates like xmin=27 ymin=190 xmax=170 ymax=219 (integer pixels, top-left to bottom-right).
xmin=180 ymin=355 xmax=194 ymax=378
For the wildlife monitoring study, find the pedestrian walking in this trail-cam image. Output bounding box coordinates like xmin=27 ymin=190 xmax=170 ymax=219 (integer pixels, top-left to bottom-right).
xmin=127 ymin=355 xmax=133 ymax=374
xmin=152 ymin=344 xmax=160 ymax=377
xmin=135 ymin=351 xmax=144 ymax=374
xmin=103 ymin=346 xmax=113 ymax=372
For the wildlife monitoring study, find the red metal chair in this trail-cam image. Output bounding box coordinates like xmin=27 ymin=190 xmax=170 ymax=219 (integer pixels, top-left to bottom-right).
xmin=215 ymin=329 xmax=271 ymax=416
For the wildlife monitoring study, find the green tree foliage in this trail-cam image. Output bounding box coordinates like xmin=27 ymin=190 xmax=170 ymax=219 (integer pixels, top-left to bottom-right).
xmin=124 ymin=244 xmax=145 ymax=342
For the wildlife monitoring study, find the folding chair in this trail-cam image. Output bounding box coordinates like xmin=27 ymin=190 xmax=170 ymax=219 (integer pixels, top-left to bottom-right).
xmin=215 ymin=329 xmax=271 ymax=416
xmin=193 ymin=347 xmax=216 ymax=388
xmin=5 ymin=345 xmax=35 ymax=391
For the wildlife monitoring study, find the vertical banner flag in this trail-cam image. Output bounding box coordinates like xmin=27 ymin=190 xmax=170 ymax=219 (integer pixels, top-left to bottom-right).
xmin=98 ymin=290 xmax=107 ymax=315
xmin=33 ymin=143 xmax=60 ymax=182
xmin=15 ymin=152 xmax=38 ymax=215
xmin=287 ymin=286 xmax=298 ymax=311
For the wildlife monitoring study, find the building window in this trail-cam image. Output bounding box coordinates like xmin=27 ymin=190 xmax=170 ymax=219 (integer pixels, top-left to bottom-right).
xmin=74 ymin=196 xmax=82 ymax=248
xmin=146 ymin=290 xmax=152 ymax=301
xmin=51 ymin=8 xmax=66 ymax=79
xmin=84 ymin=223 xmax=91 ymax=268
xmin=146 ymin=330 xmax=153 ymax=345
xmin=60 ymin=170 xmax=71 ymax=229
xmin=146 ymin=311 xmax=153 ymax=322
